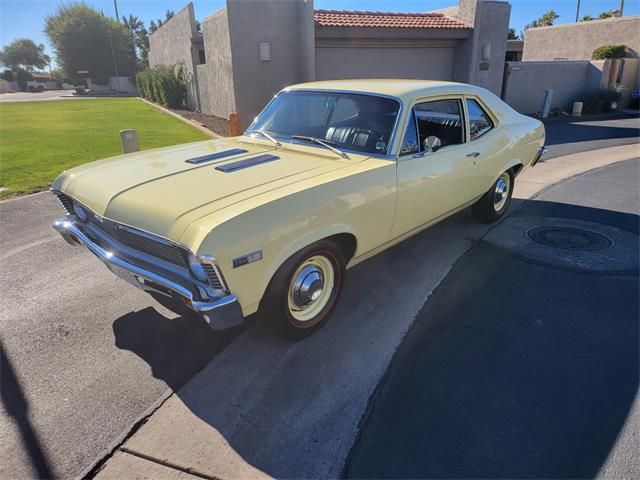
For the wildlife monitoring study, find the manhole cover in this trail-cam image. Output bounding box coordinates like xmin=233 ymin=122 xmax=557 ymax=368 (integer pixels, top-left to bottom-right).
xmin=526 ymin=226 xmax=614 ymax=251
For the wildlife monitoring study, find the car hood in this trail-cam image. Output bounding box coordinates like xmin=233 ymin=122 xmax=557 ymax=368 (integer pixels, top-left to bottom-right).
xmin=53 ymin=138 xmax=358 ymax=241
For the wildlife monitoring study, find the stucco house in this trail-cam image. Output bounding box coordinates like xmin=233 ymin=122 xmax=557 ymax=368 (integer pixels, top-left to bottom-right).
xmin=149 ymin=0 xmax=511 ymax=128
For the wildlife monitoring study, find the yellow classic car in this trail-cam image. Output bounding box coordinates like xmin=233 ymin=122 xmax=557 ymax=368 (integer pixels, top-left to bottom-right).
xmin=52 ymin=80 xmax=546 ymax=337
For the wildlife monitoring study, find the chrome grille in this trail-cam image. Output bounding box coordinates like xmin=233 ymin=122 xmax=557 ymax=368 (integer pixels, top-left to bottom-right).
xmin=114 ymin=227 xmax=187 ymax=268
xmin=202 ymin=263 xmax=224 ymax=290
xmin=56 ymin=193 xmax=74 ymax=215
xmin=55 ymin=192 xmax=222 ymax=284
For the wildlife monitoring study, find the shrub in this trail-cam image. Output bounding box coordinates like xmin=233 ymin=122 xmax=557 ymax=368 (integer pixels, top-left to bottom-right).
xmin=1 ymin=69 xmax=13 ymax=81
xmin=74 ymin=85 xmax=86 ymax=94
xmin=135 ymin=64 xmax=186 ymax=108
xmin=576 ymin=88 xmax=622 ymax=113
xmin=592 ymin=45 xmax=627 ymax=60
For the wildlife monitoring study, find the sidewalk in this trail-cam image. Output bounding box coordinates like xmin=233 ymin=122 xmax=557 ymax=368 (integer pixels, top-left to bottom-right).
xmin=94 ymin=144 xmax=640 ymax=479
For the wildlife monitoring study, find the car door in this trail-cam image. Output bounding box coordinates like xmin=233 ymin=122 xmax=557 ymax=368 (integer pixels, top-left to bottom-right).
xmin=464 ymin=96 xmax=501 ymax=192
xmin=391 ymin=97 xmax=480 ymax=238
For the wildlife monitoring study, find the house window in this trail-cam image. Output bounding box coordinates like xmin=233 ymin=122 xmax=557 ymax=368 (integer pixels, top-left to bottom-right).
xmin=198 ymin=49 xmax=206 ymax=65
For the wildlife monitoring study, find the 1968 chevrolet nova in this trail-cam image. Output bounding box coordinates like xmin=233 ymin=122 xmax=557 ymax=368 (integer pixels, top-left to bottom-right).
xmin=53 ymin=80 xmax=546 ymax=337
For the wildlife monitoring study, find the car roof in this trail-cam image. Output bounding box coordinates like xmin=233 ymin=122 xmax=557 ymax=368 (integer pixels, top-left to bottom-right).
xmin=285 ymin=79 xmax=487 ymax=102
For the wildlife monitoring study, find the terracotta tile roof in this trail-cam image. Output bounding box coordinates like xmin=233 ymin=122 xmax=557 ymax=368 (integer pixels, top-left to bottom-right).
xmin=314 ymin=10 xmax=471 ymax=29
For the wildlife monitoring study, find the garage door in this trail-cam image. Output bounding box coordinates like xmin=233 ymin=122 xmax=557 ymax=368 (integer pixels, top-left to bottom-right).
xmin=316 ymin=46 xmax=454 ymax=81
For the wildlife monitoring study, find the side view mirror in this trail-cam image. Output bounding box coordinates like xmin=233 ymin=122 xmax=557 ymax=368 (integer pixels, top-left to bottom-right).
xmin=423 ymin=135 xmax=442 ymax=153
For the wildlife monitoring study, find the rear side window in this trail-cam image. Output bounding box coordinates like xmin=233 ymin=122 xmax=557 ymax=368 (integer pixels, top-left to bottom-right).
xmin=466 ymin=99 xmax=494 ymax=140
xmin=414 ymin=99 xmax=464 ymax=148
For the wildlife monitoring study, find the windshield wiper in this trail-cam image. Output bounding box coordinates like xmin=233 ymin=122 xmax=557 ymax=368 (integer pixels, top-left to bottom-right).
xmin=248 ymin=129 xmax=281 ymax=147
xmin=292 ymin=135 xmax=350 ymax=159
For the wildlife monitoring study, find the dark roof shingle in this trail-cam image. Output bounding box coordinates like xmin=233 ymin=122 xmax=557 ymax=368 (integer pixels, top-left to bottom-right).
xmin=314 ymin=10 xmax=471 ymax=29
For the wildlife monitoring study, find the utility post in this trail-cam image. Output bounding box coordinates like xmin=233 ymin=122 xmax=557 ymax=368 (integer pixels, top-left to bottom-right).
xmin=107 ymin=32 xmax=121 ymax=93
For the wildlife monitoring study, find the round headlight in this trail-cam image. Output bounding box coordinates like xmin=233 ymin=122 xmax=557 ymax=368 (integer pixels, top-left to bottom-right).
xmin=74 ymin=202 xmax=88 ymax=222
xmin=187 ymin=253 xmax=208 ymax=282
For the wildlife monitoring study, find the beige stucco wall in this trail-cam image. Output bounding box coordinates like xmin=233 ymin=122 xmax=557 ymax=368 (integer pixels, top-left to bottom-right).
xmin=148 ymin=3 xmax=200 ymax=109
xmin=225 ymin=0 xmax=316 ymax=128
xmin=503 ymin=61 xmax=592 ymax=113
xmin=200 ymin=8 xmax=237 ymax=119
xmin=503 ymin=57 xmax=639 ymax=113
xmin=450 ymin=0 xmax=511 ymax=95
xmin=522 ymin=16 xmax=640 ymax=61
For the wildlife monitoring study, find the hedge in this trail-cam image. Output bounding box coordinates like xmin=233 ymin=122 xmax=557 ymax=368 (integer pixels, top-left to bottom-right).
xmin=576 ymin=88 xmax=622 ymax=114
xmin=136 ymin=65 xmax=186 ymax=108
xmin=592 ymin=45 xmax=627 ymax=60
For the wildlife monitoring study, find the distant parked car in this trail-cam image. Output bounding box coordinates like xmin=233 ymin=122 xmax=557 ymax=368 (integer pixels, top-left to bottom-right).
xmin=52 ymin=80 xmax=546 ymax=337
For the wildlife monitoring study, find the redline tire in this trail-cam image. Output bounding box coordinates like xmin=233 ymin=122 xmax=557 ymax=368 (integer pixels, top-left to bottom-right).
xmin=261 ymin=240 xmax=345 ymax=339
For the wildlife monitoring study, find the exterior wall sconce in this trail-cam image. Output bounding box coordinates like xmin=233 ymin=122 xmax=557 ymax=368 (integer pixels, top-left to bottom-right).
xmin=259 ymin=42 xmax=271 ymax=61
xmin=481 ymin=43 xmax=491 ymax=61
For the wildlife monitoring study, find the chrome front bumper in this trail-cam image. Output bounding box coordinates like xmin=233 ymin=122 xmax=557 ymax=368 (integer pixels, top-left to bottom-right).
xmin=531 ymin=146 xmax=548 ymax=167
xmin=53 ymin=219 xmax=243 ymax=330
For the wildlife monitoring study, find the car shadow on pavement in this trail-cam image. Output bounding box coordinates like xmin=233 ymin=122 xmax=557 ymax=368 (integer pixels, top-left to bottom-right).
xmin=112 ymin=307 xmax=242 ymax=391
xmin=1 ymin=340 xmax=54 ymax=478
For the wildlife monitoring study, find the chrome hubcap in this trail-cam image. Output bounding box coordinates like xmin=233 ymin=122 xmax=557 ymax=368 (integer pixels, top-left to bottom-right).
xmin=291 ymin=265 xmax=324 ymax=308
xmin=493 ymin=173 xmax=511 ymax=211
xmin=288 ymin=255 xmax=335 ymax=322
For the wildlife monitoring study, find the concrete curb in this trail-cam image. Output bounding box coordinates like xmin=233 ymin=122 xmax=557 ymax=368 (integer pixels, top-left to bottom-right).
xmin=137 ymin=97 xmax=222 ymax=139
xmin=92 ymin=143 xmax=640 ymax=480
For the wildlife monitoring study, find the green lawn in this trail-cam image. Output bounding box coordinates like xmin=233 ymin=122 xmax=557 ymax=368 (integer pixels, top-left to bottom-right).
xmin=0 ymin=98 xmax=210 ymax=198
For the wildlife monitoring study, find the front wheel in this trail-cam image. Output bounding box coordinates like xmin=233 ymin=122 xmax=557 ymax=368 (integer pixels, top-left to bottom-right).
xmin=261 ymin=240 xmax=345 ymax=338
xmin=471 ymin=170 xmax=514 ymax=223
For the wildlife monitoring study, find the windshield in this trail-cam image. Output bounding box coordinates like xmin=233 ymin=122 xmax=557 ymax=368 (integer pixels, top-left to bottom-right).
xmin=248 ymin=91 xmax=400 ymax=155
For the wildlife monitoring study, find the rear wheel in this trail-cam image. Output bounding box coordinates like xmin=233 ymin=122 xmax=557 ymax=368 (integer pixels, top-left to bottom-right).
xmin=471 ymin=170 xmax=514 ymax=223
xmin=261 ymin=240 xmax=345 ymax=338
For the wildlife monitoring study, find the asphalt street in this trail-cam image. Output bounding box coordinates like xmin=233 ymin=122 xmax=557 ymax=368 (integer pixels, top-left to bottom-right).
xmin=0 ymin=117 xmax=638 ymax=478
xmin=544 ymin=114 xmax=639 ymax=159
xmin=346 ymin=159 xmax=639 ymax=478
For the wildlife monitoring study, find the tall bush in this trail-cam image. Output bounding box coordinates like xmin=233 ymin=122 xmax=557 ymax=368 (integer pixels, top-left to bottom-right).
xmin=135 ymin=64 xmax=186 ymax=108
xmin=576 ymin=88 xmax=622 ymax=114
xmin=592 ymin=45 xmax=627 ymax=60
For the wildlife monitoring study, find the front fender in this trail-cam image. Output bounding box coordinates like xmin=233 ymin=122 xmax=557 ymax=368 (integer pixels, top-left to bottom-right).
xmin=259 ymin=223 xmax=355 ymax=301
xmin=184 ymin=160 xmax=397 ymax=316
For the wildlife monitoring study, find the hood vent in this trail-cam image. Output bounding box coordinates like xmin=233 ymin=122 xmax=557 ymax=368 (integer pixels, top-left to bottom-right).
xmin=215 ymin=154 xmax=280 ymax=173
xmin=186 ymin=148 xmax=248 ymax=164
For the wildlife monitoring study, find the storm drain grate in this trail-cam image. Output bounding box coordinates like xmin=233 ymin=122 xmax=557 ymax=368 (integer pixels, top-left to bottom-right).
xmin=525 ymin=226 xmax=614 ymax=251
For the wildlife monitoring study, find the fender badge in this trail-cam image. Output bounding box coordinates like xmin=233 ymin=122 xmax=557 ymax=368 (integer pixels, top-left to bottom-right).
xmin=232 ymin=250 xmax=263 ymax=268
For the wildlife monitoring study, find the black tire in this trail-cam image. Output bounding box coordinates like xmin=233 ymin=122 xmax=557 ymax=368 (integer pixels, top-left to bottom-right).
xmin=260 ymin=240 xmax=345 ymax=339
xmin=471 ymin=170 xmax=514 ymax=223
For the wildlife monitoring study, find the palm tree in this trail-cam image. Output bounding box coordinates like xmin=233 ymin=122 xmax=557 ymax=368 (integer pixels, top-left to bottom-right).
xmin=122 ymin=14 xmax=143 ymax=34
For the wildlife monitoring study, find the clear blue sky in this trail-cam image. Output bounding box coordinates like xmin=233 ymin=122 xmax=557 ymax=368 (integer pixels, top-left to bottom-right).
xmin=0 ymin=0 xmax=635 ymax=69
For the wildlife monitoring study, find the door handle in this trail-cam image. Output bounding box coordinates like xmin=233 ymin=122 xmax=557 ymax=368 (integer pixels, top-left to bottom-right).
xmin=466 ymin=152 xmax=480 ymax=158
